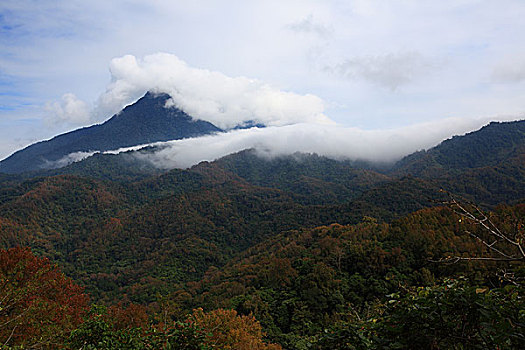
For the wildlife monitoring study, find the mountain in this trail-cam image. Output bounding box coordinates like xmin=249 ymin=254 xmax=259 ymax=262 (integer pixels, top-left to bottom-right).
xmin=391 ymin=120 xmax=525 ymax=206
xmin=0 ymin=92 xmax=222 ymax=174
xmin=392 ymin=120 xmax=525 ymax=177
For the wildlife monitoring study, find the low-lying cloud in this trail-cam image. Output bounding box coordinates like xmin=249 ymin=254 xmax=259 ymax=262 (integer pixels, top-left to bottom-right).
xmin=45 ymin=151 xmax=97 ymax=169
xmin=51 ymin=114 xmax=521 ymax=170
xmin=131 ymin=115 xmax=515 ymax=169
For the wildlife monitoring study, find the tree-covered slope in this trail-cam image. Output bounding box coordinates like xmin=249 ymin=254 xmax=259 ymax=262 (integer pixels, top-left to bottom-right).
xmin=0 ymin=163 xmax=446 ymax=304
xmin=0 ymin=119 xmax=523 ymax=304
xmin=0 ymin=166 xmax=389 ymax=302
xmin=392 ymin=120 xmax=525 ymax=177
xmin=167 ymin=204 xmax=525 ymax=348
xmin=212 ymin=150 xmax=390 ymax=205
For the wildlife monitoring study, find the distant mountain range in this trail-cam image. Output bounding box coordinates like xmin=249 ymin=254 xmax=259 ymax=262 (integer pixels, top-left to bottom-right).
xmin=0 ymin=92 xmax=222 ymax=173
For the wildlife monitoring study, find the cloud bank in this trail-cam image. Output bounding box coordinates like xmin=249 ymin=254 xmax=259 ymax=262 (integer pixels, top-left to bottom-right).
xmin=130 ymin=115 xmax=517 ymax=169
xmin=91 ymin=53 xmax=332 ymax=129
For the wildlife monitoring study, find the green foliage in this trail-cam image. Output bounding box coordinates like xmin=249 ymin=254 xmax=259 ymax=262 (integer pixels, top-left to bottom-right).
xmin=213 ymin=150 xmax=389 ymax=205
xmin=393 ymin=120 xmax=525 ymax=176
xmin=392 ymin=121 xmax=525 ymax=206
xmin=169 ymin=204 xmax=524 ymax=348
xmin=318 ymin=279 xmax=525 ymax=349
xmin=67 ymin=305 xmax=210 ymax=350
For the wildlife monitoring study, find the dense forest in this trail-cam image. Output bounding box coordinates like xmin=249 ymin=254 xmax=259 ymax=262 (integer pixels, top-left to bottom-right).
xmin=0 ymin=120 xmax=524 ymax=348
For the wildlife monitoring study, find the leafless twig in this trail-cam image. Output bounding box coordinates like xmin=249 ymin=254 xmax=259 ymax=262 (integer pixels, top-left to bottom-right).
xmin=429 ymin=191 xmax=524 ymax=285
xmin=436 ymin=190 xmax=524 ymax=263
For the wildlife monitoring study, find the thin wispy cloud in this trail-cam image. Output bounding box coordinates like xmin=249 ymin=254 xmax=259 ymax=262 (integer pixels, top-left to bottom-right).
xmin=491 ymin=53 xmax=525 ymax=83
xmin=44 ymin=93 xmax=92 ymax=126
xmin=286 ymin=14 xmax=333 ymax=38
xmin=326 ymin=52 xmax=438 ymax=91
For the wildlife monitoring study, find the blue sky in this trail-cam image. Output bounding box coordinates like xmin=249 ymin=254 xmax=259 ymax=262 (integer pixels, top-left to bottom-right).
xmin=1 ymin=0 xmax=525 ymax=160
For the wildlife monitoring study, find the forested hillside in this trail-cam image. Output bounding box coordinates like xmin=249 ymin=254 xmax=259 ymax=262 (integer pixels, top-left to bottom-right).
xmin=393 ymin=120 xmax=525 ymax=176
xmin=1 ymin=120 xmax=524 ymax=348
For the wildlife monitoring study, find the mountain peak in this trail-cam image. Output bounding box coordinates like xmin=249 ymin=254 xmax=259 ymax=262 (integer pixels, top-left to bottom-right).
xmin=0 ymin=92 xmax=222 ymax=174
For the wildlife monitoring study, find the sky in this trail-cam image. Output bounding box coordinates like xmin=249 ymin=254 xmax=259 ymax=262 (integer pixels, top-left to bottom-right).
xmin=1 ymin=0 xmax=525 ymax=162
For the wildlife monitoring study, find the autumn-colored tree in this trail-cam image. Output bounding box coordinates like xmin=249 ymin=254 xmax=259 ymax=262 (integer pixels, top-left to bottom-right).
xmin=190 ymin=308 xmax=282 ymax=350
xmin=106 ymin=302 xmax=149 ymax=331
xmin=0 ymin=246 xmax=89 ymax=348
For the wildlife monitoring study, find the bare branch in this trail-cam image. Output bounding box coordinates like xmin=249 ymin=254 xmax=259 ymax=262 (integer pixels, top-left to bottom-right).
xmin=437 ymin=189 xmax=525 ymax=262
xmin=430 ymin=256 xmax=524 ymax=264
xmin=3 ymin=324 xmax=17 ymax=348
xmin=465 ymin=231 xmax=517 ymax=260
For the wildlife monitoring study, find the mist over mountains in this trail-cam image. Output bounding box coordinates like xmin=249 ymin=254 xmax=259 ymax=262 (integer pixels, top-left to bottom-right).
xmin=1 ymin=87 xmax=520 ymax=175
xmin=0 ymin=89 xmax=523 ymax=213
xmin=1 ymin=53 xmax=521 ymax=173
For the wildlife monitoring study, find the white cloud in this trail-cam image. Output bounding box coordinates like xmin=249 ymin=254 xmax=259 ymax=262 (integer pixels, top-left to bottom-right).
xmin=44 ymin=93 xmax=92 ymax=126
xmin=93 ymin=53 xmax=333 ymax=129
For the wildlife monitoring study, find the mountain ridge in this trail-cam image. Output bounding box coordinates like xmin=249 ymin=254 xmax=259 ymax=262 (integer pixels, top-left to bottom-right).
xmin=0 ymin=92 xmax=222 ymax=173
xmin=392 ymin=120 xmax=525 ymax=177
